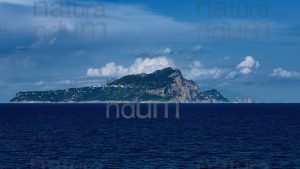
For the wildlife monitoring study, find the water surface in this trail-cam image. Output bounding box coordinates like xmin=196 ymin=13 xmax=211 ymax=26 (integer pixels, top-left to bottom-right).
xmin=0 ymin=104 xmax=299 ymax=168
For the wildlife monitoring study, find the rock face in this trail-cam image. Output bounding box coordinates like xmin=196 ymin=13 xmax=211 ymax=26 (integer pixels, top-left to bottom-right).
xmin=109 ymin=68 xmax=200 ymax=102
xmin=10 ymin=67 xmax=228 ymax=103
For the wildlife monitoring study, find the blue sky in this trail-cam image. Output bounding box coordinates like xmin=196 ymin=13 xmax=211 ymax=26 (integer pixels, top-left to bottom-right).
xmin=0 ymin=0 xmax=300 ymax=102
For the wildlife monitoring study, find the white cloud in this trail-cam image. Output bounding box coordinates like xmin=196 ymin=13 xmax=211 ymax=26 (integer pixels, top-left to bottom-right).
xmin=187 ymin=61 xmax=222 ymax=79
xmin=236 ymin=56 xmax=260 ymax=74
xmin=87 ymin=63 xmax=128 ymax=77
xmin=271 ymin=68 xmax=300 ymax=78
xmin=225 ymin=71 xmax=237 ymax=79
xmin=129 ymin=57 xmax=174 ymax=74
xmin=87 ymin=56 xmax=174 ymax=77
xmin=162 ymin=48 xmax=171 ymax=55
xmin=193 ymin=44 xmax=202 ymax=52
xmin=36 ymin=80 xmax=72 ymax=86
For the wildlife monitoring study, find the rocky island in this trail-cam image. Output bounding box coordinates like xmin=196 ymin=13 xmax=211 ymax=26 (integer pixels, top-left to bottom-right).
xmin=10 ymin=67 xmax=228 ymax=103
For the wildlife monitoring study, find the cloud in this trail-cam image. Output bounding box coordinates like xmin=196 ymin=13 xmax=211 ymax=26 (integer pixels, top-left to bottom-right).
xmin=36 ymin=80 xmax=72 ymax=86
xmin=87 ymin=56 xmax=174 ymax=77
xmin=187 ymin=61 xmax=222 ymax=79
xmin=162 ymin=48 xmax=171 ymax=55
xmin=0 ymin=0 xmax=196 ymax=48
xmin=225 ymin=71 xmax=238 ymax=79
xmin=236 ymin=56 xmax=260 ymax=74
xmin=0 ymin=0 xmax=35 ymax=6
xmin=193 ymin=44 xmax=202 ymax=52
xmin=271 ymin=68 xmax=300 ymax=78
xmin=224 ymin=56 xmax=260 ymax=79
xmin=87 ymin=62 xmax=128 ymax=77
xmin=129 ymin=57 xmax=174 ymax=74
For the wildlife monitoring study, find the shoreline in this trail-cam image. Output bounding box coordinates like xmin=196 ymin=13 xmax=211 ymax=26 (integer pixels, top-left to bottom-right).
xmin=3 ymin=102 xmax=298 ymax=104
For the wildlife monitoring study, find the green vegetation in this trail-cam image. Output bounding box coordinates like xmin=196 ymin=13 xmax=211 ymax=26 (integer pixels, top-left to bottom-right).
xmin=10 ymin=68 xmax=228 ymax=103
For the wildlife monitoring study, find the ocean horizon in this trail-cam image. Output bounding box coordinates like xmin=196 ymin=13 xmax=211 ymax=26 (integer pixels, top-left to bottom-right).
xmin=1 ymin=103 xmax=300 ymax=168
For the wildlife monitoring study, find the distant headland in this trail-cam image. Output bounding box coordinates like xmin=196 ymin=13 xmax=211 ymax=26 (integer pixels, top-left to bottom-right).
xmin=10 ymin=67 xmax=228 ymax=103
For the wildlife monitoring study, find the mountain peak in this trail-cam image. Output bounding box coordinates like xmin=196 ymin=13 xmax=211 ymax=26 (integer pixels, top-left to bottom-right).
xmin=107 ymin=67 xmax=201 ymax=102
xmin=154 ymin=67 xmax=179 ymax=73
xmin=108 ymin=67 xmax=183 ymax=87
xmin=151 ymin=67 xmax=183 ymax=79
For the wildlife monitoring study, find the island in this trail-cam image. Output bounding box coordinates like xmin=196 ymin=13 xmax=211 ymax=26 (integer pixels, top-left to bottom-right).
xmin=10 ymin=67 xmax=228 ymax=103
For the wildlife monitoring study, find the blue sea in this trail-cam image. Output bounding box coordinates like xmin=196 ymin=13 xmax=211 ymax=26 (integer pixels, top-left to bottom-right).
xmin=0 ymin=103 xmax=300 ymax=169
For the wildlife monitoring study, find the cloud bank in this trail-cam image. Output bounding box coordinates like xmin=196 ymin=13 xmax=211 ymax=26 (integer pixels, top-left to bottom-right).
xmin=271 ymin=68 xmax=300 ymax=78
xmin=87 ymin=56 xmax=174 ymax=77
xmin=187 ymin=61 xmax=222 ymax=80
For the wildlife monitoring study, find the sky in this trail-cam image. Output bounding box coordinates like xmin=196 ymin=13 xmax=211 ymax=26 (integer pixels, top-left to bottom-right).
xmin=0 ymin=0 xmax=300 ymax=102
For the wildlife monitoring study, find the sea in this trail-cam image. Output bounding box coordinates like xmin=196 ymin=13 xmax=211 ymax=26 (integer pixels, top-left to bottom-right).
xmin=0 ymin=103 xmax=300 ymax=169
